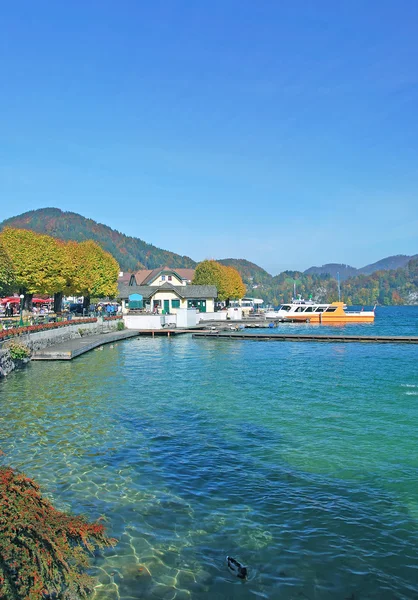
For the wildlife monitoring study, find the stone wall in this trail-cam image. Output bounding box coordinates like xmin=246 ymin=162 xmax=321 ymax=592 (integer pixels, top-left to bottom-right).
xmin=0 ymin=348 xmax=15 ymax=378
xmin=0 ymin=319 xmax=120 ymax=378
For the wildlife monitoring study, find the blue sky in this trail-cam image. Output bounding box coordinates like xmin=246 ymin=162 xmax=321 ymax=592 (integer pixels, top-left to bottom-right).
xmin=1 ymin=1 xmax=417 ymax=274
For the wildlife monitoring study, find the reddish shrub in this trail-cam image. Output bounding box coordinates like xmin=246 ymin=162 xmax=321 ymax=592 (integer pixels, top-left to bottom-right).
xmin=0 ymin=466 xmax=116 ymax=600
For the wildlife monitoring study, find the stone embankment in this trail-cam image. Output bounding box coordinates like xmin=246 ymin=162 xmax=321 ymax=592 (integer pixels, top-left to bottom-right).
xmin=0 ymin=319 xmax=120 ymax=378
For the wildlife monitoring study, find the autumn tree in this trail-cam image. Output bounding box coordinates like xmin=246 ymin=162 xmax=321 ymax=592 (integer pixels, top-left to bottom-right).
xmin=193 ymin=260 xmax=246 ymax=302
xmin=0 ymin=228 xmax=69 ymax=309
xmin=0 ymin=239 xmax=15 ymax=296
xmin=66 ymin=240 xmax=120 ymax=308
xmin=193 ymin=260 xmax=228 ymax=300
xmin=223 ymin=265 xmax=246 ymax=300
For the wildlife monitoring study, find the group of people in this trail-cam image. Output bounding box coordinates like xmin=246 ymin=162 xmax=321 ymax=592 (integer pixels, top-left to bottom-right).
xmin=94 ymin=303 xmax=121 ymax=316
xmin=3 ymin=302 xmax=16 ymax=317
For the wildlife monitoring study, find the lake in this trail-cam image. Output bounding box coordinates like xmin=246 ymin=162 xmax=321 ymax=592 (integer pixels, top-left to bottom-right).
xmin=1 ymin=306 xmax=418 ymax=599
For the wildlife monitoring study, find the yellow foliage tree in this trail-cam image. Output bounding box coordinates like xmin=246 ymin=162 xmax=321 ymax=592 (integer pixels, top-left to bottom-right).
xmin=0 ymin=239 xmax=15 ymax=295
xmin=223 ymin=265 xmax=247 ymax=300
xmin=66 ymin=240 xmax=119 ymax=306
xmin=193 ymin=260 xmax=246 ymax=301
xmin=0 ymin=228 xmax=69 ymax=307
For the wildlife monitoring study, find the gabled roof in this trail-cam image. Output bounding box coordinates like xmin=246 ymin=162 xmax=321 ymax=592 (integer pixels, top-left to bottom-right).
xmin=173 ymin=268 xmax=195 ymax=281
xmin=134 ymin=267 xmax=195 ymax=286
xmin=117 ymin=282 xmax=216 ymax=300
xmin=118 ymin=272 xmax=138 ymax=285
xmin=134 ymin=269 xmax=155 ymax=285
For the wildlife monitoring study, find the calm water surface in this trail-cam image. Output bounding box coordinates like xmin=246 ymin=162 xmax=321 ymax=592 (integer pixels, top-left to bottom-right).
xmin=1 ymin=306 xmax=418 ymax=599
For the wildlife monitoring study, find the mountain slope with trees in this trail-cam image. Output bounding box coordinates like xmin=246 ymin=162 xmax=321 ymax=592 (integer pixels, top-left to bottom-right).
xmin=0 ymin=208 xmax=196 ymax=272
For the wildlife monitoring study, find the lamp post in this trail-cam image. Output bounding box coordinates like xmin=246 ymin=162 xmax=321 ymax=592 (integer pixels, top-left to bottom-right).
xmin=19 ymin=294 xmax=25 ymax=327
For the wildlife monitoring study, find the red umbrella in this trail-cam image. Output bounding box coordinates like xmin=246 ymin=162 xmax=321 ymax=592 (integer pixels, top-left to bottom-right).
xmin=32 ymin=298 xmax=53 ymax=304
xmin=0 ymin=297 xmax=20 ymax=304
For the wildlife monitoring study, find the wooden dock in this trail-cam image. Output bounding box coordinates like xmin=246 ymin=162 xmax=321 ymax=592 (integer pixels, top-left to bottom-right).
xmin=192 ymin=332 xmax=418 ymax=344
xmin=136 ymin=329 xmax=209 ymax=337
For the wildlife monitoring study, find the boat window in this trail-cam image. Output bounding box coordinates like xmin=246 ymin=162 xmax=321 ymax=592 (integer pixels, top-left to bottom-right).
xmin=305 ymin=306 xmax=314 ymax=312
xmin=314 ymin=307 xmax=326 ymax=312
xmin=280 ymin=305 xmax=291 ymax=312
xmin=325 ymin=307 xmax=337 ymax=312
xmin=295 ymin=306 xmax=307 ymax=312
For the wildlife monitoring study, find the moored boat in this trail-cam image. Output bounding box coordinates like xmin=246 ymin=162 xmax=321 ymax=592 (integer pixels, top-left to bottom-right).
xmin=265 ymin=300 xmax=375 ymax=323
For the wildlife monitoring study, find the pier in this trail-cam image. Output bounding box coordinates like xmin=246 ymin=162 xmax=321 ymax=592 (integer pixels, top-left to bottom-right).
xmin=192 ymin=332 xmax=418 ymax=344
xmin=31 ymin=330 xmax=141 ymax=360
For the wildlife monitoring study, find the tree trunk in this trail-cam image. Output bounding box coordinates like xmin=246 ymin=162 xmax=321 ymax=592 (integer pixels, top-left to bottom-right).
xmin=54 ymin=291 xmax=63 ymax=314
xmin=24 ymin=293 xmax=33 ymax=311
xmin=83 ymin=296 xmax=90 ymax=310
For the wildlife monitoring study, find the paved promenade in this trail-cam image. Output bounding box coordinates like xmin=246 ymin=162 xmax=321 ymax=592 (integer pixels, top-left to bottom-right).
xmin=32 ymin=330 xmax=141 ymax=360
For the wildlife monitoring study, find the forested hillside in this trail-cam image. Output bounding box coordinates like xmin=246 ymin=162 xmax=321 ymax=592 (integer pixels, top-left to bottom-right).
xmin=0 ymin=208 xmax=196 ymax=271
xmin=238 ymin=260 xmax=418 ymax=306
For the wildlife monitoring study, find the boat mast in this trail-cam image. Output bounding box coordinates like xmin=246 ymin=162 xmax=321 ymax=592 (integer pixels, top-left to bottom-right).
xmin=337 ymin=272 xmax=341 ymax=302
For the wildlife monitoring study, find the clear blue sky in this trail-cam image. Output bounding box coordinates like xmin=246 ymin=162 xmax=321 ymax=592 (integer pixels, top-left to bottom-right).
xmin=1 ymin=1 xmax=417 ymax=274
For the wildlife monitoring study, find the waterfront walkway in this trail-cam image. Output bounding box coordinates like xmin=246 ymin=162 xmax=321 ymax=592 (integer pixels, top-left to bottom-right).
xmin=192 ymin=332 xmax=418 ymax=344
xmin=31 ymin=330 xmax=141 ymax=360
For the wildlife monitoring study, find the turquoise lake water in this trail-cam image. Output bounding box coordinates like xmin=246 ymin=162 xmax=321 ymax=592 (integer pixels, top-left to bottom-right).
xmin=1 ymin=306 xmax=418 ymax=599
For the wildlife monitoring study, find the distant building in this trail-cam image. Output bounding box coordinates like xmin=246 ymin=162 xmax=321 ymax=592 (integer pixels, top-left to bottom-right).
xmin=117 ymin=267 xmax=216 ymax=314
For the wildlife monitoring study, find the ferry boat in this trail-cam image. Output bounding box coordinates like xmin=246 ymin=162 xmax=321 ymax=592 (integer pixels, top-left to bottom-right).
xmin=265 ymin=299 xmax=375 ymax=323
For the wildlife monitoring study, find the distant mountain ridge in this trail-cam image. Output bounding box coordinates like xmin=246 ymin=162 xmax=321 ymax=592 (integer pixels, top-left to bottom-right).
xmin=304 ymin=255 xmax=417 ymax=281
xmin=0 ymin=208 xmax=196 ymax=272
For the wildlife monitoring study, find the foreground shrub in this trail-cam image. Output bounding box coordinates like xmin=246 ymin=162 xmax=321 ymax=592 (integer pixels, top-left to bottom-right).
xmin=0 ymin=466 xmax=116 ymax=600
xmin=5 ymin=340 xmax=31 ymax=360
xmin=116 ymin=320 xmax=125 ymax=331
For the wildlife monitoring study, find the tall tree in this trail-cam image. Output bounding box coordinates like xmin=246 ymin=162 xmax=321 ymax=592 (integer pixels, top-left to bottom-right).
xmin=0 ymin=239 xmax=15 ymax=296
xmin=193 ymin=260 xmax=245 ymax=301
xmin=223 ymin=265 xmax=246 ymax=300
xmin=66 ymin=240 xmax=120 ymax=307
xmin=0 ymin=228 xmax=68 ymax=308
xmin=193 ymin=260 xmax=227 ymax=300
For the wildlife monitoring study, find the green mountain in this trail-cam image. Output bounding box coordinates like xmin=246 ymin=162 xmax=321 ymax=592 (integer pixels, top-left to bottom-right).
xmin=359 ymin=255 xmax=417 ymax=275
xmin=304 ymin=263 xmax=359 ymax=281
xmin=0 ymin=208 xmax=196 ymax=272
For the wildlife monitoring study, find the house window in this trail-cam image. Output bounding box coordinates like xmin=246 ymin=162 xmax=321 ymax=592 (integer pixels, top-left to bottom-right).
xmin=171 ymin=299 xmax=180 ymax=308
xmin=188 ymin=299 xmax=207 ymax=312
xmin=161 ymin=276 xmax=166 ymax=281
xmin=168 ymin=276 xmax=172 ymax=281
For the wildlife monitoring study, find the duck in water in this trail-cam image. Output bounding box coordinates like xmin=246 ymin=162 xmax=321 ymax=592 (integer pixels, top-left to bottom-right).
xmin=226 ymin=556 xmax=247 ymax=579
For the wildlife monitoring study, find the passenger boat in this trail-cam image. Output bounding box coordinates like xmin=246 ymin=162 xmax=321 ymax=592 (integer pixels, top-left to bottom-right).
xmin=265 ymin=299 xmax=375 ymax=323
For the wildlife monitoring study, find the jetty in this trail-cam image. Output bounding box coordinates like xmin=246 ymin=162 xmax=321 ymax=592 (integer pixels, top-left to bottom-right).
xmin=31 ymin=330 xmax=141 ymax=360
xmin=192 ymin=332 xmax=418 ymax=344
